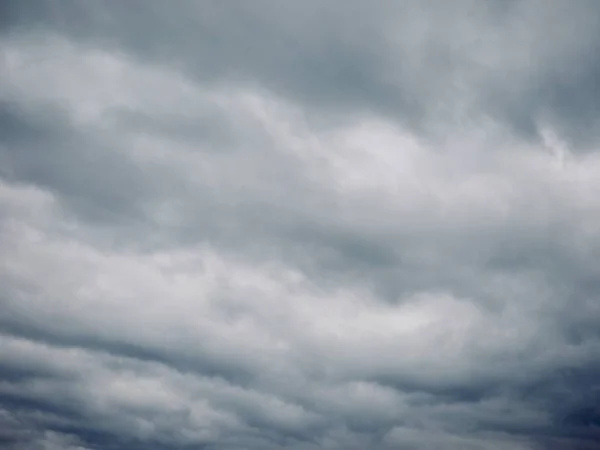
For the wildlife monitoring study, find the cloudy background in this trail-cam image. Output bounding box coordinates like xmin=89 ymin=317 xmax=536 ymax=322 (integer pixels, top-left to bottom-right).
xmin=1 ymin=1 xmax=600 ymax=449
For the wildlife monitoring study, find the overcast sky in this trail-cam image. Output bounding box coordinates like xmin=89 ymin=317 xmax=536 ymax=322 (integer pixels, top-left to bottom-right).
xmin=1 ymin=1 xmax=600 ymax=449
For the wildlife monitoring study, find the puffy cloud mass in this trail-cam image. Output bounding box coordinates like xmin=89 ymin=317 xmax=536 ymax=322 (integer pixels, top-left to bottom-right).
xmin=1 ymin=1 xmax=600 ymax=449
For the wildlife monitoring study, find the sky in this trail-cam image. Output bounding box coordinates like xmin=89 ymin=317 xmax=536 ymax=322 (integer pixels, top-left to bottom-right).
xmin=1 ymin=1 xmax=600 ymax=449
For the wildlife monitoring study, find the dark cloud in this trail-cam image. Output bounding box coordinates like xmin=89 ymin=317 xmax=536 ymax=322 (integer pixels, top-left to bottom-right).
xmin=2 ymin=1 xmax=600 ymax=449
xmin=5 ymin=0 xmax=600 ymax=147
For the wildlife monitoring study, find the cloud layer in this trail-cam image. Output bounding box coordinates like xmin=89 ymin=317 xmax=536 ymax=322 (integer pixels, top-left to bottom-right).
xmin=1 ymin=1 xmax=600 ymax=449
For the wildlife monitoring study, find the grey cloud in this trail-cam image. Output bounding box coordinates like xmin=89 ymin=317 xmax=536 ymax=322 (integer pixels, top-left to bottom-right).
xmin=0 ymin=100 xmax=156 ymax=226
xmin=2 ymin=1 xmax=600 ymax=450
xmin=4 ymin=1 xmax=600 ymax=148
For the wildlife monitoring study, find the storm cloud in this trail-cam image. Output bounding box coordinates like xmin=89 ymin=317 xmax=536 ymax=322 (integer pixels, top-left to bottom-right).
xmin=1 ymin=1 xmax=600 ymax=449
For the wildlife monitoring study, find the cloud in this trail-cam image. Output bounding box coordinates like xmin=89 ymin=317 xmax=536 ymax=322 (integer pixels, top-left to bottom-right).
xmin=1 ymin=1 xmax=600 ymax=449
xmin=5 ymin=0 xmax=600 ymax=146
